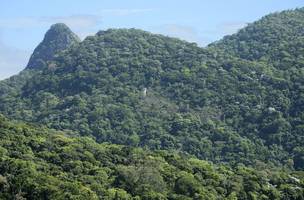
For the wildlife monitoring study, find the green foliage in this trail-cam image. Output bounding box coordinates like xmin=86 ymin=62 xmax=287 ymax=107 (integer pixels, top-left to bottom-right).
xmin=0 ymin=7 xmax=304 ymax=195
xmin=0 ymin=116 xmax=303 ymax=199
xmin=0 ymin=24 xmax=296 ymax=169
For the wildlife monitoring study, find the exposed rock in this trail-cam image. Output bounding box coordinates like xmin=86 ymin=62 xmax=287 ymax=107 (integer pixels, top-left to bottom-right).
xmin=26 ymin=23 xmax=80 ymax=70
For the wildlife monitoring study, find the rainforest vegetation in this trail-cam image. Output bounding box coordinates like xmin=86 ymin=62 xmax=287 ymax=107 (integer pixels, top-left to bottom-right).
xmin=0 ymin=8 xmax=304 ymax=199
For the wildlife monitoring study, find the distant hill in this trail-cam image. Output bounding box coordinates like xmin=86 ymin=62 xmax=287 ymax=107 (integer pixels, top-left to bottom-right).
xmin=0 ymin=8 xmax=304 ymax=171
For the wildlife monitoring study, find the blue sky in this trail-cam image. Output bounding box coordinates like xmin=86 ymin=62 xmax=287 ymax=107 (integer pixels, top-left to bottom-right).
xmin=0 ymin=0 xmax=303 ymax=80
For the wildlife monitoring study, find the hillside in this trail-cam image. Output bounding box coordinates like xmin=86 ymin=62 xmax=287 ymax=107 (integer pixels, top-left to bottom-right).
xmin=0 ymin=115 xmax=303 ymax=199
xmin=209 ymin=8 xmax=304 ymax=67
xmin=0 ymin=28 xmax=277 ymax=168
xmin=208 ymin=7 xmax=304 ymax=169
xmin=0 ymin=8 xmax=304 ymax=171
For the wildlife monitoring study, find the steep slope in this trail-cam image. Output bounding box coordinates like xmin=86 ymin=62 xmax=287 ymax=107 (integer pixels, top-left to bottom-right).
xmin=0 ymin=115 xmax=303 ymax=200
xmin=1 ymin=8 xmax=304 ymax=170
xmin=26 ymin=23 xmax=80 ymax=70
xmin=0 ymin=23 xmax=80 ymax=120
xmin=208 ymin=7 xmax=304 ymax=169
xmin=0 ymin=28 xmax=276 ymax=168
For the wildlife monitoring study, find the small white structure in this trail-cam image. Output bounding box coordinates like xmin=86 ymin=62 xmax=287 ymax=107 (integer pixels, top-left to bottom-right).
xmin=143 ymin=88 xmax=147 ymax=97
xmin=268 ymin=107 xmax=276 ymax=112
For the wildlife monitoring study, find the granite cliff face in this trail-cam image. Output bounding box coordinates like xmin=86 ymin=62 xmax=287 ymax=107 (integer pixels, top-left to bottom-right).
xmin=26 ymin=23 xmax=80 ymax=70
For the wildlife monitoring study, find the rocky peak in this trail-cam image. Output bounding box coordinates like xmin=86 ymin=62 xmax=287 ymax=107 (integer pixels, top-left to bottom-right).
xmin=26 ymin=23 xmax=80 ymax=70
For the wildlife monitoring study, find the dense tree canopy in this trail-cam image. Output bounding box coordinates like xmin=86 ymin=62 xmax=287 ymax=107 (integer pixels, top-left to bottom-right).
xmin=1 ymin=8 xmax=304 ymax=171
xmin=0 ymin=115 xmax=303 ymax=199
xmin=1 ymin=6 xmax=304 ymax=199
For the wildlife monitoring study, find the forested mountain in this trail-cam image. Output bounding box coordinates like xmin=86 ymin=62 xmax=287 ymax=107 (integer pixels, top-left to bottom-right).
xmin=1 ymin=8 xmax=304 ymax=173
xmin=0 ymin=115 xmax=303 ymax=199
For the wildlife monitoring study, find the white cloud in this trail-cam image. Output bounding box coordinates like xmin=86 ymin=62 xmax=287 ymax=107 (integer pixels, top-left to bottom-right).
xmin=0 ymin=8 xmax=153 ymax=30
xmin=0 ymin=15 xmax=102 ymax=29
xmin=152 ymin=24 xmax=210 ymax=46
xmin=0 ymin=15 xmax=102 ymax=41
xmin=0 ymin=8 xmax=154 ymax=39
xmin=216 ymin=21 xmax=247 ymax=35
xmin=151 ymin=21 xmax=248 ymax=47
xmin=0 ymin=40 xmax=31 ymax=80
xmin=0 ymin=17 xmax=40 ymax=29
xmin=43 ymin=15 xmax=102 ymax=30
xmin=100 ymin=8 xmax=154 ymax=16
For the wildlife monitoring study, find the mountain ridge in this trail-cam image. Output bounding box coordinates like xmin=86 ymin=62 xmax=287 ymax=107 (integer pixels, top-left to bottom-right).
xmin=1 ymin=8 xmax=304 ymax=170
xmin=1 ymin=7 xmax=304 ymax=199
